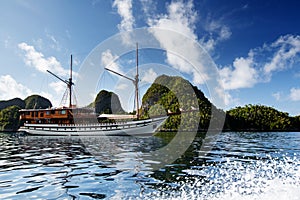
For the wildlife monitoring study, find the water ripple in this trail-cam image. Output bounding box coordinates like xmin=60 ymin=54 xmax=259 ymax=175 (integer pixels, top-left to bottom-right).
xmin=0 ymin=132 xmax=299 ymax=199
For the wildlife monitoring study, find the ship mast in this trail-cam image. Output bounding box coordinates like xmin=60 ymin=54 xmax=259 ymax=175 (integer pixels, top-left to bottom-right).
xmin=135 ymin=43 xmax=139 ymax=119
xmin=104 ymin=43 xmax=140 ymax=119
xmin=47 ymin=55 xmax=74 ymax=108
xmin=69 ymin=55 xmax=73 ymax=108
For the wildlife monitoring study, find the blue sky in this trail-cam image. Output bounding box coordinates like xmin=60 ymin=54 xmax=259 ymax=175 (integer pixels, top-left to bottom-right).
xmin=1 ymin=0 xmax=300 ymax=116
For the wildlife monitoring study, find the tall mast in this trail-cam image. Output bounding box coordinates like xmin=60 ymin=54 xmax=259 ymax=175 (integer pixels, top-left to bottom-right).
xmin=47 ymin=54 xmax=74 ymax=108
xmin=69 ymin=55 xmax=73 ymax=108
xmin=104 ymin=43 xmax=140 ymax=119
xmin=135 ymin=43 xmax=139 ymax=119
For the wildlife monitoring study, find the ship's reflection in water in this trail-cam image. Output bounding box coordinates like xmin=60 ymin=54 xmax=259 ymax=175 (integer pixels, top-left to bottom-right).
xmin=0 ymin=132 xmax=299 ymax=199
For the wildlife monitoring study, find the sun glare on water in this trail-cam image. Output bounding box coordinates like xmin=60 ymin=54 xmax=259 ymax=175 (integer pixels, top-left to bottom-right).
xmin=140 ymin=154 xmax=300 ymax=200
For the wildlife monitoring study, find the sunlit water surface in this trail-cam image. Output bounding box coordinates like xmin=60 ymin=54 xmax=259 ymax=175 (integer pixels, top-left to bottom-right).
xmin=0 ymin=132 xmax=299 ymax=199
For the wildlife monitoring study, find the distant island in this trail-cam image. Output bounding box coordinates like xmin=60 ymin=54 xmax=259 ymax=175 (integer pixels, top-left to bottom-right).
xmin=141 ymin=75 xmax=300 ymax=132
xmin=0 ymin=94 xmax=53 ymax=112
xmin=1 ymin=75 xmax=299 ymax=132
xmin=0 ymin=95 xmax=52 ymax=131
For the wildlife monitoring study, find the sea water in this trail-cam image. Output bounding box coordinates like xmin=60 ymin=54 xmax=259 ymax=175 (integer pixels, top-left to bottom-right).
xmin=0 ymin=132 xmax=299 ymax=199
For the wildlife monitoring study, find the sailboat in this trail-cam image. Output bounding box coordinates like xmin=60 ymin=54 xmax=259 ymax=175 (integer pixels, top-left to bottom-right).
xmin=18 ymin=45 xmax=168 ymax=136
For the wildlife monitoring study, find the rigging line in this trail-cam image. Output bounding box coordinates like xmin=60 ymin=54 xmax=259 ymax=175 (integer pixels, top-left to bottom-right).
xmin=46 ymin=75 xmax=50 ymax=98
xmin=97 ymin=71 xmax=107 ymax=94
xmin=99 ymin=71 xmax=106 ymax=91
xmin=105 ymin=70 xmax=118 ymax=88
xmin=72 ymin=88 xmax=78 ymax=107
xmin=60 ymin=88 xmax=69 ymax=107
xmin=39 ymin=73 xmax=46 ymax=94
xmin=38 ymin=73 xmax=51 ymax=99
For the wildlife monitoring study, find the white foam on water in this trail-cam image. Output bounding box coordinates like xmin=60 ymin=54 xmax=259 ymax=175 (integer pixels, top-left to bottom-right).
xmin=141 ymin=154 xmax=300 ymax=200
xmin=208 ymin=176 xmax=300 ymax=200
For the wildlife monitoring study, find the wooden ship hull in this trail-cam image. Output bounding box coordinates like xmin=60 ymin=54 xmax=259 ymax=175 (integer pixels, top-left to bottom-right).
xmin=18 ymin=116 xmax=167 ymax=136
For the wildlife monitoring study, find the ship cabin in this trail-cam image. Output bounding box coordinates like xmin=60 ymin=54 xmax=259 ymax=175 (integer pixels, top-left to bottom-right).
xmin=19 ymin=107 xmax=74 ymax=125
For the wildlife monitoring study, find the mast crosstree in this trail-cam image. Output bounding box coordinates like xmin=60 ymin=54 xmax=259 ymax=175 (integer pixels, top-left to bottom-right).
xmin=47 ymin=55 xmax=75 ymax=108
xmin=104 ymin=43 xmax=140 ymax=119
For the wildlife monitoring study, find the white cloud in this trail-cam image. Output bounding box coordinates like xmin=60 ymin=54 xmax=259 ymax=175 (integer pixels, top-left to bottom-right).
xmin=264 ymin=35 xmax=300 ymax=76
xmin=200 ymin=18 xmax=231 ymax=52
xmin=72 ymin=56 xmax=80 ymax=66
xmin=48 ymin=81 xmax=78 ymax=107
xmin=0 ymin=75 xmax=32 ymax=100
xmin=18 ymin=42 xmax=69 ymax=77
xmin=141 ymin=68 xmax=158 ymax=83
xmin=49 ymin=81 xmax=66 ymax=95
xmin=223 ymin=91 xmax=239 ymax=107
xmin=148 ymin=0 xmax=197 ymax=40
xmin=219 ymin=52 xmax=258 ymax=90
xmin=217 ymin=34 xmax=300 ymax=109
xmin=0 ymin=75 xmax=65 ymax=107
xmin=205 ymin=20 xmax=231 ymax=41
xmin=116 ymin=83 xmax=129 ymax=90
xmin=199 ymin=38 xmax=216 ymax=53
xmin=18 ymin=42 xmax=78 ymax=106
xmin=101 ymin=49 xmax=123 ymax=74
xmin=215 ymin=86 xmax=238 ymax=107
xmin=220 ymin=34 xmax=300 ymax=91
xmin=289 ymin=88 xmax=300 ymax=101
xmin=219 ymin=26 xmax=232 ymax=40
xmin=140 ymin=0 xmax=154 ymax=18
xmin=272 ymin=92 xmax=282 ymax=101
xmin=39 ymin=91 xmax=59 ymax=107
xmin=113 ymin=0 xmax=135 ymax=45
xmin=148 ymin=0 xmax=212 ymax=85
xmin=113 ymin=0 xmax=134 ymax=32
xmin=46 ymin=34 xmax=61 ymax=51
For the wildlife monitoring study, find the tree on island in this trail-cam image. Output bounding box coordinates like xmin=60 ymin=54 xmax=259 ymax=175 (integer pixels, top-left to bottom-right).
xmin=24 ymin=95 xmax=52 ymax=109
xmin=226 ymin=104 xmax=299 ymax=131
xmin=142 ymin=75 xmax=300 ymax=132
xmin=93 ymin=90 xmax=125 ymax=114
xmin=0 ymin=105 xmax=21 ymax=131
xmin=0 ymin=95 xmax=52 ymax=131
xmin=141 ymin=75 xmax=225 ymax=131
xmin=0 ymin=75 xmax=300 ymax=132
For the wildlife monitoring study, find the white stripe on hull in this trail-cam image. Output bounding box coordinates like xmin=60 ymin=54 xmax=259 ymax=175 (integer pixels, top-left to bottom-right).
xmin=18 ymin=116 xmax=167 ymax=136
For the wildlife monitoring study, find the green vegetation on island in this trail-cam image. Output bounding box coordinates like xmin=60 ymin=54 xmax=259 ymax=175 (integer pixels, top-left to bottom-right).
xmin=0 ymin=75 xmax=299 ymax=132
xmin=141 ymin=75 xmax=225 ymax=131
xmin=141 ymin=75 xmax=300 ymax=131
xmin=225 ymin=104 xmax=300 ymax=131
xmin=0 ymin=94 xmax=52 ymax=131
xmin=0 ymin=105 xmax=21 ymax=131
xmin=0 ymin=98 xmax=25 ymax=110
xmin=93 ymin=90 xmax=125 ymax=114
xmin=24 ymin=95 xmax=52 ymax=109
